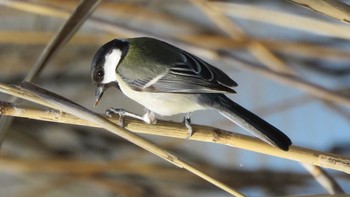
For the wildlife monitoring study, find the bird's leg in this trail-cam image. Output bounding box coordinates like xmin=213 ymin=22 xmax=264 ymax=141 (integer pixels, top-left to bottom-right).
xmin=143 ymin=110 xmax=157 ymax=124
xmin=183 ymin=112 xmax=193 ymax=140
xmin=105 ymin=108 xmax=136 ymax=127
xmin=105 ymin=108 xmax=157 ymax=127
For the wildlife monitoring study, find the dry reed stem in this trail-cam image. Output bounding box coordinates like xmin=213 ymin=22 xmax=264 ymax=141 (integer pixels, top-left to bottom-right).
xmin=1 ymin=100 xmax=350 ymax=174
xmin=280 ymin=195 xmax=349 ymax=197
xmin=1 ymin=157 xmax=348 ymax=196
xmin=24 ymin=0 xmax=102 ymax=83
xmin=0 ymin=0 xmax=103 ymax=147
xmin=190 ymin=0 xmax=294 ymax=75
xmin=42 ymin=1 xmax=203 ymax=35
xmin=0 ymin=1 xmax=348 ymax=195
xmin=2 ymin=31 xmax=350 ymax=61
xmin=0 ymin=82 xmax=245 ymax=197
xmin=183 ymin=32 xmax=350 ymax=60
xmin=290 ymin=0 xmax=350 ymax=24
xmin=213 ymin=2 xmax=350 ymax=40
xmin=4 ymin=1 xmax=350 ymax=108
xmin=6 ymin=1 xmax=350 ymax=61
xmin=82 ymin=176 xmax=146 ymax=197
xmin=0 ymin=0 xmax=144 ymax=37
xmin=0 ymin=32 xmax=331 ymax=60
xmin=5 ymin=0 xmax=350 ymax=41
xmin=301 ymin=163 xmax=344 ymax=194
xmin=15 ymin=177 xmax=74 ymax=197
xmin=0 ymin=31 xmax=108 ymax=45
xmin=0 ymin=0 xmax=68 ymax=18
xmin=255 ymin=87 xmax=350 ymax=120
xmin=225 ymin=55 xmax=350 ymax=106
xmin=0 ymin=156 xmax=194 ymax=179
xmin=33 ymin=0 xmax=350 ymax=45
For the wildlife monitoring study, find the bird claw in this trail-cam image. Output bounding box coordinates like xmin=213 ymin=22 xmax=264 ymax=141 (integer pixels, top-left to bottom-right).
xmin=183 ymin=113 xmax=193 ymax=140
xmin=185 ymin=125 xmax=193 ymax=140
xmin=105 ymin=108 xmax=125 ymax=127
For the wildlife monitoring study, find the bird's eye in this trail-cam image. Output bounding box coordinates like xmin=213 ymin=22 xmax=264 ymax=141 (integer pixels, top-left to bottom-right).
xmin=97 ymin=70 xmax=104 ymax=78
xmin=94 ymin=69 xmax=104 ymax=82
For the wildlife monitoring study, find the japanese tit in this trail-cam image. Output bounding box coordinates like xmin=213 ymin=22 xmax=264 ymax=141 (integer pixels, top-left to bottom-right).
xmin=91 ymin=37 xmax=292 ymax=151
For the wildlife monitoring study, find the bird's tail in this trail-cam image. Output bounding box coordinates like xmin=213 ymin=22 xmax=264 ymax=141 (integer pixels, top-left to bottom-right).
xmin=197 ymin=94 xmax=292 ymax=151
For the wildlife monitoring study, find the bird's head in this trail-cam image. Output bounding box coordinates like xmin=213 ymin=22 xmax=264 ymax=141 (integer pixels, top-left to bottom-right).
xmin=91 ymin=39 xmax=129 ymax=106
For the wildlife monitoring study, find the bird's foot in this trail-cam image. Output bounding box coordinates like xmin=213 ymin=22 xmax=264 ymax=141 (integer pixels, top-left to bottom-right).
xmin=105 ymin=108 xmax=128 ymax=127
xmin=105 ymin=108 xmax=157 ymax=126
xmin=143 ymin=110 xmax=157 ymax=125
xmin=183 ymin=112 xmax=193 ymax=140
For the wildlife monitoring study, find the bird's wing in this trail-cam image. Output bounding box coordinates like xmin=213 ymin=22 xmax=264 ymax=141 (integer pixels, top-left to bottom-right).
xmin=118 ymin=37 xmax=237 ymax=93
xmin=120 ymin=50 xmax=238 ymax=94
xmin=155 ymin=50 xmax=237 ymax=93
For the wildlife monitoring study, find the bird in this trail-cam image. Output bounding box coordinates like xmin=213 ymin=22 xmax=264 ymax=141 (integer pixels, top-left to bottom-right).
xmin=91 ymin=37 xmax=292 ymax=151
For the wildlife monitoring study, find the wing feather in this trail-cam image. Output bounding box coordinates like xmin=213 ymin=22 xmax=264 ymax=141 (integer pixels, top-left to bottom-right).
xmin=144 ymin=51 xmax=237 ymax=93
xmin=119 ymin=37 xmax=237 ymax=94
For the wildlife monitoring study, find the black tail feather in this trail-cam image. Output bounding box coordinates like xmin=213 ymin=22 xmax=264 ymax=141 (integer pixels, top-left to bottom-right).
xmin=197 ymin=94 xmax=292 ymax=151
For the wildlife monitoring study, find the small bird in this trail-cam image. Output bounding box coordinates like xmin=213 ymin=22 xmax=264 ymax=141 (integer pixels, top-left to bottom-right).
xmin=91 ymin=37 xmax=292 ymax=151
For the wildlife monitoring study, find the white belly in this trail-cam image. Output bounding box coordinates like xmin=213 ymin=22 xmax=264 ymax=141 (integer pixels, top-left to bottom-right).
xmin=116 ymin=75 xmax=205 ymax=116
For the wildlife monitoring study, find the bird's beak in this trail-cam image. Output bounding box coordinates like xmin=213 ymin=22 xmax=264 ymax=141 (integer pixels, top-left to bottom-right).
xmin=94 ymin=85 xmax=105 ymax=107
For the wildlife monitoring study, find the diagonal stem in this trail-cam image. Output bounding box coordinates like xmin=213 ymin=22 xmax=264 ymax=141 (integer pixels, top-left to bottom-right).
xmin=0 ymin=0 xmax=102 ymax=147
xmin=189 ymin=0 xmax=295 ymax=75
xmin=0 ymin=82 xmax=245 ymax=197
xmin=301 ymin=163 xmax=344 ymax=194
xmin=1 ymin=91 xmax=350 ymax=174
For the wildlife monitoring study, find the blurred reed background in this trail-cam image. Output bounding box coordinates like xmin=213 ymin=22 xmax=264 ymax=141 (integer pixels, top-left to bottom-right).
xmin=0 ymin=0 xmax=350 ymax=196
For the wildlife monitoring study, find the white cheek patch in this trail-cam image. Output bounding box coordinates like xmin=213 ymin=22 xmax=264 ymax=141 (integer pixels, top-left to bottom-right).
xmin=102 ymin=49 xmax=122 ymax=84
